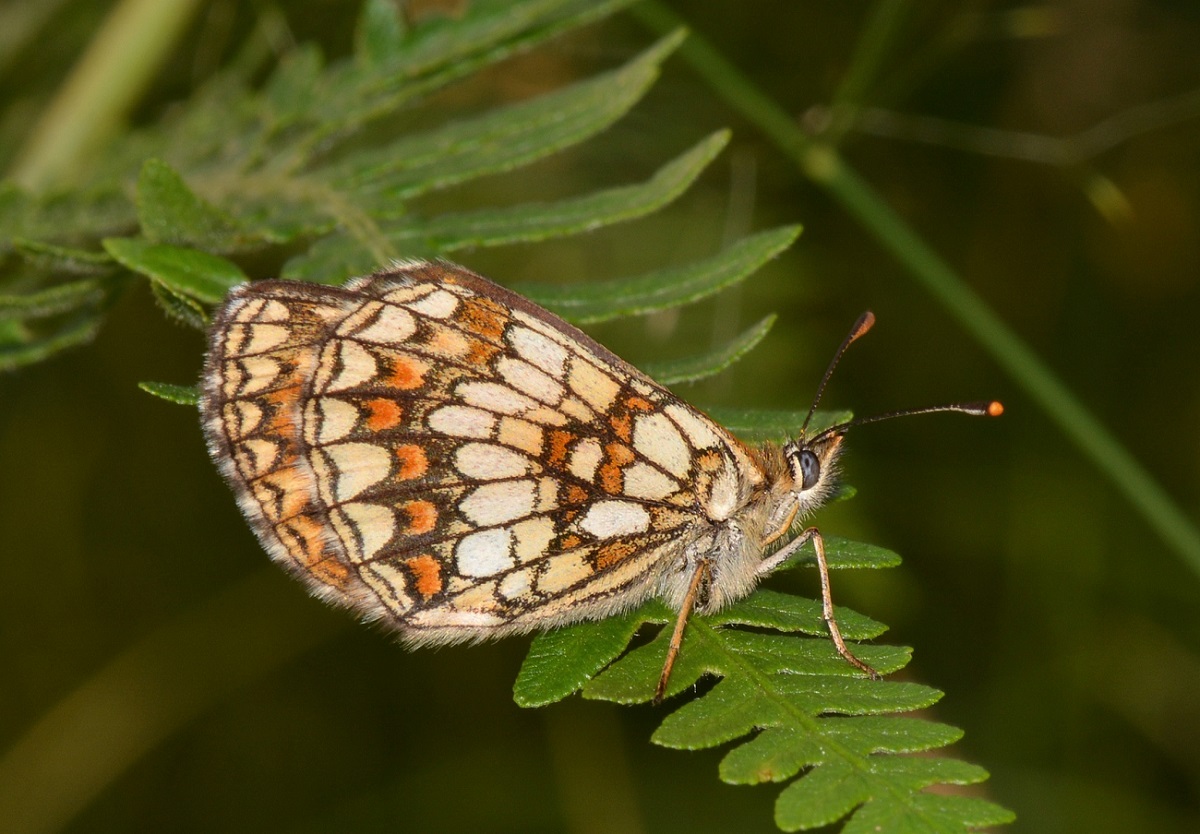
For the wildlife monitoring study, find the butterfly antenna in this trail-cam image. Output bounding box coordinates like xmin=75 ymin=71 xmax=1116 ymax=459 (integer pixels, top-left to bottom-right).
xmin=814 ymin=400 xmax=1004 ymax=441
xmin=800 ymin=311 xmax=876 ymax=436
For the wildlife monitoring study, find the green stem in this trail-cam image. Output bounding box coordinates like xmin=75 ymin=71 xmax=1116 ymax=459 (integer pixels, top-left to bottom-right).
xmin=822 ymin=157 xmax=1200 ymax=572
xmin=8 ymin=0 xmax=203 ymax=190
xmin=831 ymin=0 xmax=910 ymax=110
xmin=632 ymin=2 xmax=1200 ymax=577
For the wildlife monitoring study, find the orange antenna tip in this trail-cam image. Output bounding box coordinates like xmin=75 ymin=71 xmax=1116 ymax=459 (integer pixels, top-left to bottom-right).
xmin=851 ymin=311 xmax=875 ymax=340
xmin=987 ymin=401 xmax=1004 ymax=417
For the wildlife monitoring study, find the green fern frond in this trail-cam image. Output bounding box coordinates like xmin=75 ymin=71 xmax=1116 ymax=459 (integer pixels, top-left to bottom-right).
xmin=517 ymin=225 xmax=802 ymax=324
xmin=642 ymin=314 xmax=777 ymax=385
xmin=110 ymin=2 xmax=787 ymax=400
xmin=2 ymin=0 xmax=703 ymax=364
xmin=515 ymin=537 xmax=1013 ymax=832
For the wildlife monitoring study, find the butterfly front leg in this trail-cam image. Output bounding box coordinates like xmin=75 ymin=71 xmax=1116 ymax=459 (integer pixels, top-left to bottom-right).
xmin=758 ymin=526 xmax=881 ymax=680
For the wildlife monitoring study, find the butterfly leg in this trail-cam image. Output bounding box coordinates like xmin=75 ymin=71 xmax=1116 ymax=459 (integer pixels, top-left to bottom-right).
xmin=759 ymin=527 xmax=880 ymax=680
xmin=654 ymin=559 xmax=711 ymax=704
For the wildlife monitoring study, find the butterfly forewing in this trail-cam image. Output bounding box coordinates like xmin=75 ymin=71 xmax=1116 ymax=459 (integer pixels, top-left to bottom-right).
xmin=201 ymin=261 xmax=766 ymax=643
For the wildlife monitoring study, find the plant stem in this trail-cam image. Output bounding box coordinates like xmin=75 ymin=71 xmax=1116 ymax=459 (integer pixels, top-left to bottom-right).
xmin=8 ymin=0 xmax=203 ymax=190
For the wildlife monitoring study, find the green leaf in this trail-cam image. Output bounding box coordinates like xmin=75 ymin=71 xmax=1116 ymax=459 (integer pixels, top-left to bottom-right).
xmin=136 ymin=159 xmax=266 ymax=251
xmin=519 ymin=224 xmax=802 ymax=323
xmin=149 ymin=281 xmax=209 ymax=329
xmin=773 ymin=759 xmax=1008 ymax=831
xmin=832 ymin=794 xmax=1016 ymax=833
xmin=0 ymin=312 xmax=103 ymax=371
xmin=369 ymin=0 xmax=638 ymax=87
xmin=0 ymin=182 xmax=136 ymax=261
xmin=767 ymin=535 xmax=903 ymax=573
xmin=0 ymin=277 xmax=109 ymax=320
xmin=513 ymin=603 xmax=665 ymax=707
xmin=285 ymin=131 xmax=732 ymax=283
xmin=355 ymin=0 xmax=408 ymax=65
xmin=104 ymin=238 xmax=245 ymax=304
xmin=301 ymin=0 xmax=643 ymax=152
xmin=261 ymin=45 xmax=324 ymax=130
xmin=406 ymin=130 xmax=731 ymax=252
xmin=702 ymin=407 xmax=854 ymax=442
xmin=774 ymin=761 xmax=870 ymax=830
xmin=7 ymin=3 xmax=769 ymax=373
xmin=328 ymin=30 xmax=686 ymax=203
xmin=12 ymin=239 xmax=115 ymax=276
xmin=138 ymin=381 xmax=201 ymax=406
xmin=711 ymin=589 xmax=886 ymax=639
xmin=642 ymin=314 xmax=776 ymax=385
xmin=586 ymin=627 xmax=913 ymax=707
xmin=719 ymin=718 xmax=964 ymax=785
xmin=279 ymin=234 xmax=386 ymax=285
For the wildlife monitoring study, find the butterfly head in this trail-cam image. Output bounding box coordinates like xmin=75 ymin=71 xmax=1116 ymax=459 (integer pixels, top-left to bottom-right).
xmin=769 ymin=310 xmax=1002 ymax=523
xmin=780 ymin=429 xmax=845 ymax=515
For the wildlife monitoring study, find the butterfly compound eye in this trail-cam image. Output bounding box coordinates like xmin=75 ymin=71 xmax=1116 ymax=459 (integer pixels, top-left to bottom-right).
xmin=799 ymin=449 xmax=821 ymax=491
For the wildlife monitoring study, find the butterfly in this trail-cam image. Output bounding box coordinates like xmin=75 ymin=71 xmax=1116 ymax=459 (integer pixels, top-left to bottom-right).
xmin=200 ymin=260 xmax=1000 ymax=701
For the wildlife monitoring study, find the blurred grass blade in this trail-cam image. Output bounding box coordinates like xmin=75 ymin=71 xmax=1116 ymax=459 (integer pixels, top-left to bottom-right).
xmin=7 ymin=0 xmax=204 ymax=191
xmin=642 ymin=314 xmax=776 ymax=385
xmin=520 ymin=225 xmax=801 ymax=324
xmin=830 ymin=0 xmax=911 ymax=111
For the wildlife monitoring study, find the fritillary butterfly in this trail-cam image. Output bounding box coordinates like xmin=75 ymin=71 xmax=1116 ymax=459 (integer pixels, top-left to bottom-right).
xmin=200 ymin=260 xmax=1000 ymax=700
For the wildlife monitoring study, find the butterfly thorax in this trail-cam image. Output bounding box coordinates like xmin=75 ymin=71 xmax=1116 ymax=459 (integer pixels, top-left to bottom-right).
xmin=654 ymin=432 xmax=845 ymax=615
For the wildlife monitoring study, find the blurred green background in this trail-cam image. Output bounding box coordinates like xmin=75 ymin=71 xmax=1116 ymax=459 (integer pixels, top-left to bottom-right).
xmin=2 ymin=1 xmax=1199 ymax=832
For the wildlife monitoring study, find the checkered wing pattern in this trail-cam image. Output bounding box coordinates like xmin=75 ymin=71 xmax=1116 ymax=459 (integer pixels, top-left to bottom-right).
xmin=201 ymin=261 xmax=766 ymax=642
